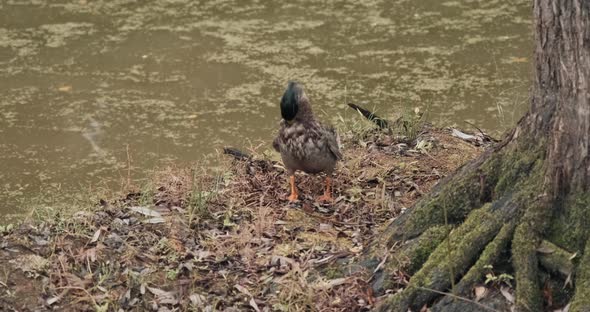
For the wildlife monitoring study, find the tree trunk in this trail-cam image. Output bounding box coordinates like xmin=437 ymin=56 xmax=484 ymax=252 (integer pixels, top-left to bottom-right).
xmin=369 ymin=0 xmax=590 ymax=311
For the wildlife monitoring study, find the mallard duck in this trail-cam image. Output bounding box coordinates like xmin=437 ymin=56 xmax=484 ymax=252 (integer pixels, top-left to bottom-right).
xmin=273 ymin=81 xmax=342 ymax=202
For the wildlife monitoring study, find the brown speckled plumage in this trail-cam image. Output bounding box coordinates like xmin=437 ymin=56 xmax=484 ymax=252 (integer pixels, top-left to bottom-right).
xmin=273 ymin=81 xmax=341 ymax=202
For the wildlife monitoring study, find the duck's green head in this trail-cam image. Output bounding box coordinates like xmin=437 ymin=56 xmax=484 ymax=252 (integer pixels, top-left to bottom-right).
xmin=280 ymin=81 xmax=301 ymax=121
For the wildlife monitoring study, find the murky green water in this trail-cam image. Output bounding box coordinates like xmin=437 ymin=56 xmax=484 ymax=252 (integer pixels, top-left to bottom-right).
xmin=0 ymin=0 xmax=531 ymax=216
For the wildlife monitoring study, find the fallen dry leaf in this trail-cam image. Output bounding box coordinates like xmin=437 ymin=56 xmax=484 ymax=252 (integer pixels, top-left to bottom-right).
xmin=569 ymin=252 xmax=577 ymax=260
xmin=420 ymin=304 xmax=431 ymax=312
xmin=189 ymin=293 xmax=206 ymax=307
xmin=249 ymin=297 xmax=261 ymax=312
xmin=129 ymin=206 xmax=162 ymax=217
xmin=83 ymin=247 xmax=97 ymax=263
xmin=556 ymin=303 xmax=571 ymax=312
xmin=234 ymin=284 xmax=253 ymax=297
xmin=147 ymin=287 xmax=178 ymax=305
xmin=500 ymin=286 xmax=515 ymax=303
xmin=474 ymin=286 xmax=487 ymax=302
xmin=312 ymin=278 xmax=348 ymax=290
xmin=90 ymin=228 xmax=102 ymax=243
xmin=537 ymin=245 xmax=555 ymax=254
xmin=564 ymin=274 xmax=573 ymax=288
xmin=145 ymin=217 xmax=165 ymax=224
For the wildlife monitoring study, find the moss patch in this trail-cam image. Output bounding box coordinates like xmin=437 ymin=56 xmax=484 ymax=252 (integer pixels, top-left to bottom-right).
xmin=570 ymin=240 xmax=590 ymax=311
xmin=381 ymin=202 xmax=511 ymax=311
xmin=547 ymin=192 xmax=590 ymax=253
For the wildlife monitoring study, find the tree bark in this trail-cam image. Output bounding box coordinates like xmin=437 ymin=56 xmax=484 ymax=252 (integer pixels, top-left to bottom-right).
xmin=370 ymin=0 xmax=590 ymax=311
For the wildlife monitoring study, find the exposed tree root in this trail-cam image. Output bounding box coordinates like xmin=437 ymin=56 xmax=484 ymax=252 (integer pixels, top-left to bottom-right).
xmin=381 ymin=149 xmax=499 ymax=245
xmin=367 ymin=135 xmax=590 ymax=312
xmin=365 ymin=128 xmax=590 ymax=311
xmin=433 ymin=221 xmax=516 ymax=311
xmin=366 ymin=225 xmax=452 ymax=295
xmin=400 ymin=225 xmax=453 ymax=275
xmin=513 ymin=218 xmax=543 ymax=311
xmin=537 ymin=240 xmax=575 ymax=279
xmin=379 ymin=131 xmax=543 ymax=249
xmin=570 ymin=239 xmax=590 ymax=311
xmin=375 ymin=194 xmax=520 ymax=312
xmin=366 ymin=0 xmax=590 ymax=309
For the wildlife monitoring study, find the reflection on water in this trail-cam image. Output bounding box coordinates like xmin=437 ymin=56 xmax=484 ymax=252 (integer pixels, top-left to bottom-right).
xmin=0 ymin=0 xmax=531 ymax=216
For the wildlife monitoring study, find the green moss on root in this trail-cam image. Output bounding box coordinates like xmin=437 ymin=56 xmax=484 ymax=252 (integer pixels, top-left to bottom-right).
xmin=387 ymin=152 xmax=502 ymax=243
xmin=374 ymin=136 xmax=552 ymax=312
xmin=431 ymin=221 xmax=516 ymax=311
xmin=378 ymin=202 xmax=513 ymax=311
xmin=454 ymin=221 xmax=516 ymax=293
xmin=370 ymin=226 xmax=453 ymax=294
xmin=513 ymin=218 xmax=543 ymax=311
xmin=493 ymin=142 xmax=544 ymax=196
xmin=537 ymin=240 xmax=575 ymax=278
xmin=570 ymin=240 xmax=590 ymax=311
xmin=387 ymin=139 xmax=544 ymax=246
xmin=399 ymin=225 xmax=453 ymax=274
xmin=547 ymin=192 xmax=590 ymax=252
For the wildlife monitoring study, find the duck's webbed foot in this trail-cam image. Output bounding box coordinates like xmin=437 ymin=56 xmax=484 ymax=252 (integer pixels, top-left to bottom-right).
xmin=316 ymin=176 xmax=334 ymax=203
xmin=317 ymin=194 xmax=333 ymax=203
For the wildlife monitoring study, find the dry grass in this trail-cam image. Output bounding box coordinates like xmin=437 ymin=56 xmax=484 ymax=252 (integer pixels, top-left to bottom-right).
xmin=0 ymin=125 xmax=485 ymax=312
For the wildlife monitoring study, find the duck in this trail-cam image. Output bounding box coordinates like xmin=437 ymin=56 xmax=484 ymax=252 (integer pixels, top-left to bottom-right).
xmin=272 ymin=81 xmax=342 ymax=202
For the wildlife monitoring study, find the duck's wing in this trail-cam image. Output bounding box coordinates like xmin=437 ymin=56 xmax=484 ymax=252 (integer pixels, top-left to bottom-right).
xmin=322 ymin=125 xmax=342 ymax=161
xmin=273 ymin=120 xmax=287 ymax=152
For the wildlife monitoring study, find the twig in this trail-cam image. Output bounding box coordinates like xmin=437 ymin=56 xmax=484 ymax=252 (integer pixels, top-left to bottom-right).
xmin=407 ymin=181 xmax=424 ymax=196
xmin=416 ymin=286 xmax=501 ymax=312
xmin=299 ymin=206 xmax=362 ymax=226
xmin=366 ymin=242 xmax=400 ymax=283
xmin=1 ymin=243 xmax=40 ymax=255
xmin=463 ymin=120 xmax=486 ymax=137
xmin=310 ymin=251 xmax=351 ymax=267
xmin=463 ymin=120 xmax=499 ymax=142
xmin=373 ymin=254 xmax=389 ymax=274
xmin=55 ymin=286 xmax=99 ymax=307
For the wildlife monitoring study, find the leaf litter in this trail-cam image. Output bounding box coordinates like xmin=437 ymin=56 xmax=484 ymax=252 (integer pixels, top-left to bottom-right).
xmin=0 ymin=125 xmax=487 ymax=311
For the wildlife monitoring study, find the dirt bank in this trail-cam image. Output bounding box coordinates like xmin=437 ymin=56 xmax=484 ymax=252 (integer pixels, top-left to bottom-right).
xmin=0 ymin=125 xmax=486 ymax=312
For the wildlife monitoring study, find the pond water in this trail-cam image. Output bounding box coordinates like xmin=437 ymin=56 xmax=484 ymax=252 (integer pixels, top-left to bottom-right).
xmin=0 ymin=0 xmax=531 ymax=217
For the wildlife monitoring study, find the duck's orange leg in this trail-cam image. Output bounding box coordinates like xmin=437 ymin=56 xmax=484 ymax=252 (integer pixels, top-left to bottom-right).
xmin=288 ymin=175 xmax=299 ymax=202
xmin=317 ymin=176 xmax=334 ymax=203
